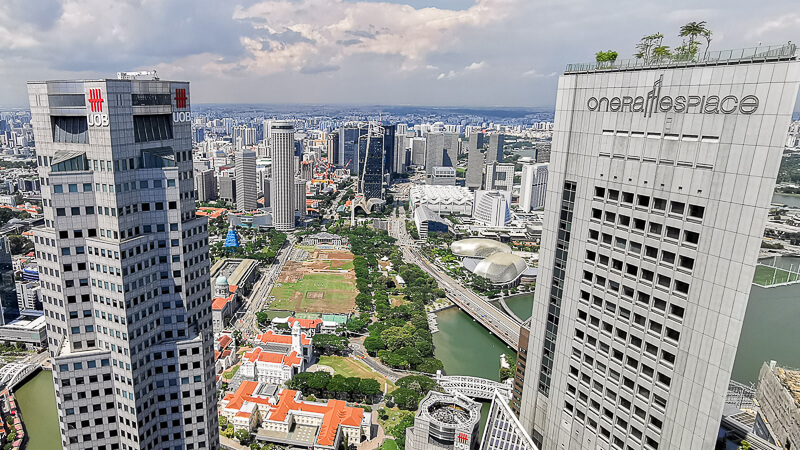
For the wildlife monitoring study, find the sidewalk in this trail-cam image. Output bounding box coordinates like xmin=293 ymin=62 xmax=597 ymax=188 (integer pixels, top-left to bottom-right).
xmin=358 ymin=410 xmax=394 ymax=450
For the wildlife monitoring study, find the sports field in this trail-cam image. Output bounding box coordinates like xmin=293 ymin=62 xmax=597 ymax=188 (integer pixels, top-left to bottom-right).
xmin=269 ymin=272 xmax=357 ymax=313
xmin=753 ymin=264 xmax=800 ymax=286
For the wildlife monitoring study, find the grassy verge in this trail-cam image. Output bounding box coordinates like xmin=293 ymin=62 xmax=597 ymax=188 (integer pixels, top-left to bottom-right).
xmin=377 ymin=408 xmax=412 ymax=435
xmin=222 ymin=364 xmax=240 ymax=381
xmin=318 ymin=355 xmax=396 ymax=392
xmin=754 ymin=264 xmax=800 ymax=286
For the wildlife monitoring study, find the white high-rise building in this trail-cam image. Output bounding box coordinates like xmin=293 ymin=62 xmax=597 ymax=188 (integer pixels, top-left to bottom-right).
xmin=472 ymin=190 xmax=512 ymax=227
xmin=484 ymin=162 xmax=514 ymax=192
xmin=270 ymin=121 xmax=296 ymax=231
xmin=520 ymin=45 xmax=800 ymax=450
xmin=235 ymin=149 xmax=257 ymax=211
xmin=27 ymin=78 xmax=219 ymax=450
xmin=520 ymin=163 xmax=549 ymax=212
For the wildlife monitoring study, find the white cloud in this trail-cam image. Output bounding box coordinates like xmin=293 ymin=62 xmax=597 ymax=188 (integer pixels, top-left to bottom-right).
xmin=436 ymin=61 xmax=485 ymax=80
xmin=522 ymin=68 xmax=558 ymax=78
xmin=223 ymin=0 xmax=517 ymax=74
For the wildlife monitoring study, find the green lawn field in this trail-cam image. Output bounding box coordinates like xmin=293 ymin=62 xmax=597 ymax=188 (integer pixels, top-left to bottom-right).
xmin=269 ymin=273 xmax=357 ymax=313
xmin=318 ymin=355 xmax=396 ymax=392
xmin=753 ymin=264 xmax=800 ymax=286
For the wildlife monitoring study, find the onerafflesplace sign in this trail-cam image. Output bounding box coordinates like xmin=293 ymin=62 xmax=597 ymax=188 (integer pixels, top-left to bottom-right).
xmin=587 ymin=75 xmax=759 ymax=117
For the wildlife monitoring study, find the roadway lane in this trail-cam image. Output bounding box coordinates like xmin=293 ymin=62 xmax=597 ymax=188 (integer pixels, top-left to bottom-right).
xmin=389 ymin=216 xmax=521 ymax=348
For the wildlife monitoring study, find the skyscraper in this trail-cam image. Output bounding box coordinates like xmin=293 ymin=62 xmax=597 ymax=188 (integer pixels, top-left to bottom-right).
xmin=0 ymin=236 xmax=17 ymax=325
xmin=486 ymin=133 xmax=504 ymax=163
xmin=465 ymin=133 xmax=484 ymax=190
xmin=294 ymin=178 xmax=307 ymax=219
xmin=393 ymin=133 xmax=408 ymax=175
xmin=194 ymin=168 xmax=217 ymax=202
xmin=520 ymin=45 xmax=800 ymax=449
xmin=359 ymin=125 xmax=385 ymax=200
xmin=484 ymin=162 xmax=514 ymax=192
xmin=442 ymin=132 xmax=459 ymax=168
xmin=270 ymin=121 xmax=296 ymax=231
xmin=28 ymin=78 xmax=218 ymax=449
xmin=411 ymin=137 xmax=427 ymax=167
xmin=425 ymin=132 xmax=445 ymax=176
xmin=382 ymin=124 xmax=396 ymax=184
xmin=338 ymin=123 xmax=366 ymax=174
xmin=519 ymin=163 xmax=549 ymax=212
xmin=235 ymin=149 xmax=257 ymax=211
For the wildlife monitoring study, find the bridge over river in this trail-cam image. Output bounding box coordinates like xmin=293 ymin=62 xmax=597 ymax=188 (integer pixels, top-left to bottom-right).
xmin=407 ymin=246 xmax=522 ymax=348
xmin=435 ymin=371 xmax=513 ymax=401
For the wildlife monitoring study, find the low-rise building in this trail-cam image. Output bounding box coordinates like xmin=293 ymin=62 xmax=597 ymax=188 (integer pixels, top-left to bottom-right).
xmin=409 ymin=185 xmax=473 ymax=216
xmin=0 ymin=311 xmax=46 ymax=349
xmin=406 ymin=391 xmax=481 ymax=450
xmin=302 ymin=232 xmax=349 ymax=248
xmin=220 ymin=381 xmax=372 ymax=449
xmin=252 ymin=325 xmax=313 ymax=365
xmin=210 ymin=259 xmax=260 ymax=332
xmin=756 ymin=361 xmax=800 ymax=449
xmin=240 ymin=346 xmax=304 ymax=385
xmin=215 ymin=333 xmax=237 ymax=377
xmin=414 ymin=206 xmax=451 ymax=239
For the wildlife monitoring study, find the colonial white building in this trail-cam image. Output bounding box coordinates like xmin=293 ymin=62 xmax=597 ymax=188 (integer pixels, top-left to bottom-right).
xmin=220 ymin=381 xmax=372 ymax=449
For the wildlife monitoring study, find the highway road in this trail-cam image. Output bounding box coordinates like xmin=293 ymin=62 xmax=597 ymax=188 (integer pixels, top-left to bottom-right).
xmin=232 ymin=235 xmax=296 ymax=337
xmin=388 ymin=214 xmax=521 ymax=349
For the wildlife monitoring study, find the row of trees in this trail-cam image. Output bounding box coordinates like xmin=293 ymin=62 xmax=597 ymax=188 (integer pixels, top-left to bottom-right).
xmin=286 ymin=371 xmax=383 ymax=403
xmin=596 ymin=21 xmax=713 ymax=64
xmin=333 ymin=224 xmax=445 ymax=373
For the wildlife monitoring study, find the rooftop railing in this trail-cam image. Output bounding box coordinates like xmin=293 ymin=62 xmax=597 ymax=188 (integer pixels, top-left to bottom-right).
xmin=565 ymin=43 xmax=798 ymax=73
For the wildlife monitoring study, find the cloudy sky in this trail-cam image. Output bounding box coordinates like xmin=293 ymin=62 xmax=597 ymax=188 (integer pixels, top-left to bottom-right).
xmin=1 ymin=0 xmax=799 ymax=108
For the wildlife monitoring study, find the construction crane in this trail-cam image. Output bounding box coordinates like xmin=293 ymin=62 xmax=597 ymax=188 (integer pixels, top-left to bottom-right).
xmin=117 ymin=71 xmax=159 ymax=80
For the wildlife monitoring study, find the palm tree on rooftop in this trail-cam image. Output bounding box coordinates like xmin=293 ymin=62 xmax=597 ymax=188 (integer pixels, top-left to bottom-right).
xmin=680 ymin=21 xmax=710 ymax=59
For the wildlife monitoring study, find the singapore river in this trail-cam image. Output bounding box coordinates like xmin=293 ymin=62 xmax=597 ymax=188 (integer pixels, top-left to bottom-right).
xmin=15 ymin=370 xmax=61 ymax=450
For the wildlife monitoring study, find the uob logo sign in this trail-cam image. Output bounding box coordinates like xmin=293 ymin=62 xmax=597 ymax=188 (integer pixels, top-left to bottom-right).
xmin=87 ymin=89 xmax=109 ymax=127
xmin=587 ymin=75 xmax=759 ymax=117
xmin=173 ymin=88 xmax=191 ymax=123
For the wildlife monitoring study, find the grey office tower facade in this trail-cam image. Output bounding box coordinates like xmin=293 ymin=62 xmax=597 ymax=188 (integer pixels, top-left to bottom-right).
xmin=487 ymin=133 xmax=504 ymax=163
xmin=466 ymin=134 xmax=485 ymax=190
xmin=28 ymin=78 xmax=219 ymax=449
xmin=520 ymin=46 xmax=800 ymax=450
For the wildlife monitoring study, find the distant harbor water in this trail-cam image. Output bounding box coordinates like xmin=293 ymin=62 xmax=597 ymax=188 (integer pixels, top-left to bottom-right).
xmin=772 ymin=192 xmax=800 ymax=208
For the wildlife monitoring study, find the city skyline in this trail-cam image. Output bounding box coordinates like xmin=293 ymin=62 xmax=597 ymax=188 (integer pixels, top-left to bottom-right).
xmin=0 ymin=0 xmax=799 ymax=109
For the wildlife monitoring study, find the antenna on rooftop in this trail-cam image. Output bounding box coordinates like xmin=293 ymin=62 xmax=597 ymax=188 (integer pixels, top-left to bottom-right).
xmin=116 ymin=71 xmax=160 ymax=80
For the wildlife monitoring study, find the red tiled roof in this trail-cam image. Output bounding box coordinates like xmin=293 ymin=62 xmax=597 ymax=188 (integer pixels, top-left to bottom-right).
xmin=212 ymin=293 xmax=235 ymax=311
xmin=255 ymin=330 xmax=310 ymax=345
xmin=267 ymin=390 xmax=364 ymax=447
xmin=214 ymin=350 xmax=221 ymax=361
xmin=287 ymin=317 xmax=322 ymax=329
xmin=228 ymin=284 xmax=238 ymax=293
xmin=235 ymin=411 xmax=252 ymax=418
xmin=218 ymin=335 xmax=233 ymax=349
xmin=242 ymin=347 xmax=302 ymax=366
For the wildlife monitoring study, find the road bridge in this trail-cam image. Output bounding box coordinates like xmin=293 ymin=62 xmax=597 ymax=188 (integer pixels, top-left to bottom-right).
xmin=435 ymin=371 xmax=513 ymax=401
xmin=388 ymin=217 xmax=522 ymax=349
